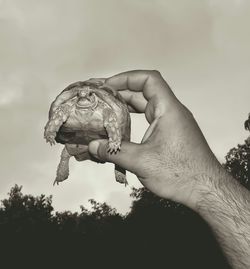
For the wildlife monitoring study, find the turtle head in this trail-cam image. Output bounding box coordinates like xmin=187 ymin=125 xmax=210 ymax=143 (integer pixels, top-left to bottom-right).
xmin=76 ymin=86 xmax=98 ymax=109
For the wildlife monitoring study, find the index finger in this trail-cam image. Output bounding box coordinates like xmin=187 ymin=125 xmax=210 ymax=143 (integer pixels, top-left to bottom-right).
xmin=105 ymin=70 xmax=176 ymax=102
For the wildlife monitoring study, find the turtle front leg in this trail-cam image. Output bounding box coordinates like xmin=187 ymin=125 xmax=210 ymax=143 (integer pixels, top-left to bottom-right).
xmin=44 ymin=106 xmax=70 ymax=145
xmin=54 ymin=146 xmax=71 ymax=185
xmin=103 ymin=110 xmax=121 ymax=154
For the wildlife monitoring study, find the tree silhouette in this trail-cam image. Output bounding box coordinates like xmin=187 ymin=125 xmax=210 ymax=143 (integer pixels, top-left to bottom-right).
xmin=0 ymin=184 xmax=232 ymax=269
xmin=124 ymin=187 xmax=231 ymax=269
xmin=224 ymin=114 xmax=250 ymax=190
xmin=224 ymin=142 xmax=250 ymax=190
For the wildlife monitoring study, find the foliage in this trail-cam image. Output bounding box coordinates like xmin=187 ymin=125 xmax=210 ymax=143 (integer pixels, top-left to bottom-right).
xmin=224 ymin=141 xmax=250 ymax=190
xmin=0 ymin=184 xmax=231 ymax=269
xmin=222 ymin=113 xmax=250 ymax=190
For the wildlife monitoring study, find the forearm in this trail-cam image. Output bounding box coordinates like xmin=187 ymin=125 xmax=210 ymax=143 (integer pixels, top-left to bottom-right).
xmin=194 ymin=168 xmax=250 ymax=269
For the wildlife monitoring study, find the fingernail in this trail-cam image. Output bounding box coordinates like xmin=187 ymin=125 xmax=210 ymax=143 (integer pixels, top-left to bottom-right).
xmin=89 ymin=141 xmax=100 ymax=158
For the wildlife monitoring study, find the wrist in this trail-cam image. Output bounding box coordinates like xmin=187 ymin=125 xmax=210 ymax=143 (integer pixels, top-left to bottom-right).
xmin=187 ymin=162 xmax=250 ymax=269
xmin=185 ymin=163 xmax=232 ymax=211
xmin=189 ymin=165 xmax=250 ymax=219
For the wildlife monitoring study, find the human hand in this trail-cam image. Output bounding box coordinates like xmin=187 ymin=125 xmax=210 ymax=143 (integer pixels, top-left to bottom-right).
xmin=88 ymin=70 xmax=222 ymax=208
xmin=89 ymin=71 xmax=250 ymax=269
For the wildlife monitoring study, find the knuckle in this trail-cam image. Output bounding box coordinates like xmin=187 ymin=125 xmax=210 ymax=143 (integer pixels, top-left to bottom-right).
xmin=149 ymin=70 xmax=161 ymax=78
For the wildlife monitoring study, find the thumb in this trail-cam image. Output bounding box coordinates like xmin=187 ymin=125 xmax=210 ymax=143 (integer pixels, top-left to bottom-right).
xmin=88 ymin=139 xmax=143 ymax=174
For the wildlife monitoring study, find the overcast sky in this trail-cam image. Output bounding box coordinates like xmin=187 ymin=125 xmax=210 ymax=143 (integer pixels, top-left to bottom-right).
xmin=0 ymin=0 xmax=250 ymax=214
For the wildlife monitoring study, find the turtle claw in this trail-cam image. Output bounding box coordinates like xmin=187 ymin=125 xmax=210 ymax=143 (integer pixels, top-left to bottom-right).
xmin=53 ymin=179 xmax=60 ymax=186
xmin=45 ymin=134 xmax=56 ymax=146
xmin=107 ymin=141 xmax=121 ymax=154
xmin=49 ymin=140 xmax=55 ymax=146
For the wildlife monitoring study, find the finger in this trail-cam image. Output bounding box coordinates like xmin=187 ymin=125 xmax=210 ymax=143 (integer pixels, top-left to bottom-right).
xmin=85 ymin=78 xmax=106 ymax=87
xmin=105 ymin=70 xmax=176 ymax=102
xmin=105 ymin=70 xmax=178 ymax=119
xmin=88 ymin=139 xmax=143 ymax=174
xmin=119 ymin=90 xmax=147 ymax=113
xmin=89 ymin=78 xmax=105 ymax=81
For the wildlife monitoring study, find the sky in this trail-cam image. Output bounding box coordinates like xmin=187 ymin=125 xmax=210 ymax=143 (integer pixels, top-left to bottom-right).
xmin=0 ymin=0 xmax=250 ymax=214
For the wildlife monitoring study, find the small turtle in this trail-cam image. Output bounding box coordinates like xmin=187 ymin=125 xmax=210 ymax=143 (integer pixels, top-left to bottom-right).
xmin=44 ymin=80 xmax=131 ymax=186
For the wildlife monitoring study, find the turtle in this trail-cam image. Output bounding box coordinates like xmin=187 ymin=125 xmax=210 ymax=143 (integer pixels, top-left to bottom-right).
xmin=44 ymin=79 xmax=131 ymax=186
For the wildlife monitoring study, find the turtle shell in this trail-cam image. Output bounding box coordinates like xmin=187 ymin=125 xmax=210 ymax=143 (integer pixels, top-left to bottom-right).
xmin=55 ymin=84 xmax=131 ymax=146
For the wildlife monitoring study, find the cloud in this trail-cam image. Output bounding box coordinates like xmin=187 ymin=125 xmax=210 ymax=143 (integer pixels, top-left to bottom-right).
xmin=0 ymin=86 xmax=22 ymax=106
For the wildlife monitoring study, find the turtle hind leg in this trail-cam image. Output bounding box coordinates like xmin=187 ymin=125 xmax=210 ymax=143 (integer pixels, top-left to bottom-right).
xmin=54 ymin=147 xmax=71 ymax=185
xmin=115 ymin=165 xmax=128 ymax=186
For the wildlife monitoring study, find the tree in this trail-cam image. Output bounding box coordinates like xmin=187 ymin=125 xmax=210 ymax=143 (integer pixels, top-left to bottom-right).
xmin=124 ymin=187 xmax=230 ymax=269
xmin=224 ymin=114 xmax=250 ymax=190
xmin=0 ymin=185 xmax=231 ymax=269
xmin=0 ymin=184 xmax=54 ymax=232
xmin=224 ymin=142 xmax=250 ymax=190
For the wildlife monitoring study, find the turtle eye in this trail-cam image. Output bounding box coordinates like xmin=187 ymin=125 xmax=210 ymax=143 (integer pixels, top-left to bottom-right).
xmin=89 ymin=92 xmax=93 ymax=96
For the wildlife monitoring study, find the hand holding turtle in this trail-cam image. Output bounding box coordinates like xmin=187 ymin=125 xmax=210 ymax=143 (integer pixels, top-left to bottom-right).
xmin=88 ymin=70 xmax=226 ymax=208
xmin=89 ymin=70 xmax=250 ymax=269
xmin=45 ymin=70 xmax=250 ymax=268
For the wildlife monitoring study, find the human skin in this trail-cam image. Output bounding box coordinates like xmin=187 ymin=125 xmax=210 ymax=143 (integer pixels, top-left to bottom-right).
xmin=88 ymin=70 xmax=250 ymax=269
